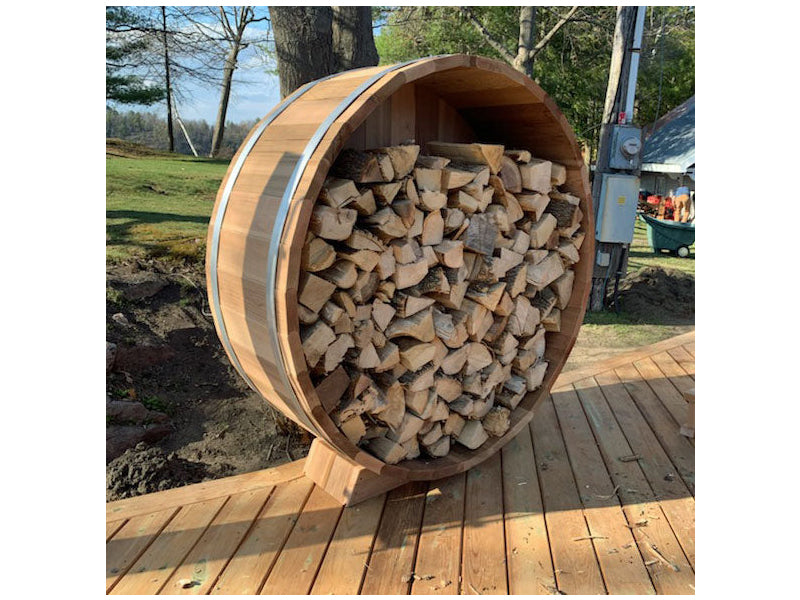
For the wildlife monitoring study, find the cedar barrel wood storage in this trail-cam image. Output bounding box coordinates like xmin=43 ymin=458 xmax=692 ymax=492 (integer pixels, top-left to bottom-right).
xmin=206 ymin=54 xmax=594 ymax=482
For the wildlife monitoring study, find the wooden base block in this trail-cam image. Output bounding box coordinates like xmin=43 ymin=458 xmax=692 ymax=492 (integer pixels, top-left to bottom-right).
xmin=303 ymin=438 xmax=407 ymax=506
xmin=680 ymin=387 xmax=695 ymax=438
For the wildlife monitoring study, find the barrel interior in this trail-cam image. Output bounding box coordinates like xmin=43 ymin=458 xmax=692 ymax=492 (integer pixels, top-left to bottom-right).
xmin=279 ymin=59 xmax=593 ymax=480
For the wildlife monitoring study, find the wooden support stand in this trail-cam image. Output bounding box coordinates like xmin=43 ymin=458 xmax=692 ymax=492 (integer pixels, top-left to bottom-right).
xmin=303 ymin=438 xmax=407 ymax=506
xmin=680 ymin=387 xmax=695 ymax=438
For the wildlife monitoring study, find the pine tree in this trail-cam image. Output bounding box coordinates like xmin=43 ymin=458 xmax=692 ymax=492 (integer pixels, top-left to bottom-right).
xmin=106 ymin=7 xmax=166 ymax=106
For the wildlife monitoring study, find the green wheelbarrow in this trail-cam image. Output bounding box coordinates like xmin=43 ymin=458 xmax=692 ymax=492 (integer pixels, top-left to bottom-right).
xmin=639 ymin=213 xmax=695 ymax=258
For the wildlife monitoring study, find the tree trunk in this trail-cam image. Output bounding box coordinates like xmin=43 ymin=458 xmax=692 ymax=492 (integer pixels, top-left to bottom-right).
xmin=161 ymin=6 xmax=174 ymax=153
xmin=209 ymin=41 xmax=239 ymax=157
xmin=332 ymin=6 xmax=379 ymax=71
xmin=270 ymin=6 xmax=335 ymax=98
xmin=514 ymin=7 xmax=535 ymax=77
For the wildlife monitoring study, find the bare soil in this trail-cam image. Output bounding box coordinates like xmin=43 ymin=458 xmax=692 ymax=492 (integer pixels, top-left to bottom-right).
xmin=105 ymin=260 xmax=694 ymax=501
xmin=105 ymin=258 xmax=309 ymax=501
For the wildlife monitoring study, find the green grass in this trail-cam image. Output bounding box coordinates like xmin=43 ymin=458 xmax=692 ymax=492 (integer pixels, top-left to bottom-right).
xmin=106 ymin=149 xmax=230 ymax=263
xmin=627 ymin=217 xmax=695 ymax=275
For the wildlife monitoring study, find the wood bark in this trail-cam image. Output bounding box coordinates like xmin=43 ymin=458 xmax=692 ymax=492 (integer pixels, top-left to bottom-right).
xmin=210 ymin=7 xmax=263 ymax=157
xmin=161 ymin=6 xmax=174 ymax=153
xmin=298 ymin=140 xmax=584 ymax=464
xmin=332 ymin=6 xmax=378 ymax=71
xmin=270 ymin=6 xmax=335 ymax=98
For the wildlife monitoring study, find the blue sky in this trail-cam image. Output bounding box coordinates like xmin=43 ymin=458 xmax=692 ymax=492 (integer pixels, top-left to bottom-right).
xmin=172 ymin=58 xmax=281 ymax=125
xmin=170 ymin=14 xmax=280 ymax=125
xmin=110 ymin=8 xmax=282 ymax=125
xmin=108 ymin=6 xmax=394 ymax=125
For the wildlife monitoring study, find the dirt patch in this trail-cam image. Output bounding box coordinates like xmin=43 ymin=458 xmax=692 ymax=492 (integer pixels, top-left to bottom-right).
xmin=106 ymin=258 xmax=310 ymax=502
xmin=610 ymin=266 xmax=695 ymax=324
xmin=106 ymin=138 xmax=174 ymax=159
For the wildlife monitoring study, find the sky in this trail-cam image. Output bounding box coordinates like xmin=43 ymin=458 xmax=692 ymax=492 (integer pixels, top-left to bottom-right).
xmin=171 ymin=15 xmax=280 ymax=125
xmin=109 ymin=6 xmax=390 ymax=125
xmin=172 ymin=56 xmax=281 ymax=125
xmin=109 ymin=7 xmax=282 ymax=125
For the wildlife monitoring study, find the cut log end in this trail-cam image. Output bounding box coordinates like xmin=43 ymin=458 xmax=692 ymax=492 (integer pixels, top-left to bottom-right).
xmin=300 ymin=138 xmax=585 ymax=466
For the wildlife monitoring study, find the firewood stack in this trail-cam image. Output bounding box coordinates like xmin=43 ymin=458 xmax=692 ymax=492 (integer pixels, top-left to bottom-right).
xmin=299 ymin=141 xmax=584 ymax=464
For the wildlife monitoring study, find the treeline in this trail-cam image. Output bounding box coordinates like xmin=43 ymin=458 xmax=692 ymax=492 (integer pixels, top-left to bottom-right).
xmin=106 ymin=108 xmax=257 ymax=159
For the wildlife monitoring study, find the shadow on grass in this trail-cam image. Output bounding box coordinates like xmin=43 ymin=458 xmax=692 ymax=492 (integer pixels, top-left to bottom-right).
xmin=107 ymin=210 xmax=210 ymax=259
xmin=584 ymin=306 xmax=694 ymax=327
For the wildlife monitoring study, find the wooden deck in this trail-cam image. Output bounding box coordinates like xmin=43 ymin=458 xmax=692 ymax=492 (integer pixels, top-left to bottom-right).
xmin=106 ymin=331 xmax=695 ymax=595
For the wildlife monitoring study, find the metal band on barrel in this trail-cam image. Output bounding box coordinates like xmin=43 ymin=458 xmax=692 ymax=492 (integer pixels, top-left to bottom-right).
xmin=266 ymin=59 xmax=425 ymax=435
xmin=208 ymin=76 xmax=333 ymax=398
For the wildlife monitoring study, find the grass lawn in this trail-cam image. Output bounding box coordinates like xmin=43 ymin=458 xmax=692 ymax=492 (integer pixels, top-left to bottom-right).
xmin=627 ymin=216 xmax=695 ymax=275
xmin=106 ymin=144 xmax=694 ymax=368
xmin=106 ymin=146 xmax=230 ymax=263
xmin=566 ymin=216 xmax=695 ymax=369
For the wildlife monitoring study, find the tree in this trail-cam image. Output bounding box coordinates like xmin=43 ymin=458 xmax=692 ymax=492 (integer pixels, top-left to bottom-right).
xmin=270 ymin=7 xmax=335 ymax=98
xmin=177 ymin=7 xmax=269 ymax=158
xmin=269 ymin=6 xmax=379 ymax=98
xmin=160 ymin=6 xmax=175 ymax=152
xmin=374 ymin=6 xmax=693 ymax=158
xmin=458 ymin=6 xmax=579 ymax=78
xmin=107 ymin=6 xmax=232 ymax=152
xmin=106 ymin=7 xmax=165 ymax=106
xmin=332 ymin=7 xmax=379 ymax=72
xmin=209 ymin=7 xmax=268 ymax=158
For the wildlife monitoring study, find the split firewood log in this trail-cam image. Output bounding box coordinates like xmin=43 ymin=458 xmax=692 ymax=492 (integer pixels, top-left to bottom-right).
xmin=298 ymin=140 xmax=585 ymax=464
xmin=519 ymin=158 xmax=552 ymax=193
xmin=427 ymin=141 xmax=505 ymax=174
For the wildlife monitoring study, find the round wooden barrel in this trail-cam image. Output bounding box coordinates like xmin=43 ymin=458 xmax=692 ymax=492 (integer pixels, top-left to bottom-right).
xmin=206 ymin=54 xmax=594 ymax=481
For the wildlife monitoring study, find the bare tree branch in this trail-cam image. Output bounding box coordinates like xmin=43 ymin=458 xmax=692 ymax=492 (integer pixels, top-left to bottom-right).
xmin=529 ymin=6 xmax=580 ymax=61
xmin=458 ymin=7 xmax=516 ymax=65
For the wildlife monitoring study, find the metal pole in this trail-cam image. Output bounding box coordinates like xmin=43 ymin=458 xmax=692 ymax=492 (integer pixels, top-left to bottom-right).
xmin=624 ymin=7 xmax=647 ymax=123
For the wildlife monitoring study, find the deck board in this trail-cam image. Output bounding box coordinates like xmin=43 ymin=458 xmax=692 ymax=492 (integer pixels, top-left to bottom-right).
xmin=259 ymin=485 xmax=344 ymax=594
xmin=666 ymin=346 xmax=695 ymax=379
xmin=410 ymin=473 xmax=466 ymax=595
xmin=550 ymin=385 xmax=656 ymax=594
xmin=572 ymin=377 xmax=695 ymax=594
xmin=210 ymin=476 xmax=313 ymax=594
xmin=533 ymin=396 xmax=607 ymax=595
xmin=501 ymin=427 xmax=556 ymax=595
xmin=110 ymin=498 xmax=228 ymax=595
xmin=594 ymin=369 xmax=696 ymax=567
xmin=161 ymin=487 xmax=274 ymax=595
xmin=613 ymin=362 xmax=696 ymax=493
xmin=106 ymin=508 xmax=178 ymax=592
xmin=633 ymin=357 xmax=690 ymax=430
xmin=311 ymin=493 xmax=386 ymax=594
xmin=106 ymin=518 xmax=126 ymax=542
xmin=107 ymin=331 xmax=695 ymax=595
xmin=360 ymin=481 xmax=428 ymax=595
xmin=650 ymin=351 xmax=695 ymax=395
xmin=462 ymin=452 xmax=508 ymax=595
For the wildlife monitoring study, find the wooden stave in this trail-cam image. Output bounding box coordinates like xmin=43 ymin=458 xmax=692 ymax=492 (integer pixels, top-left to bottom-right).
xmin=208 ymin=54 xmax=594 ymax=481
